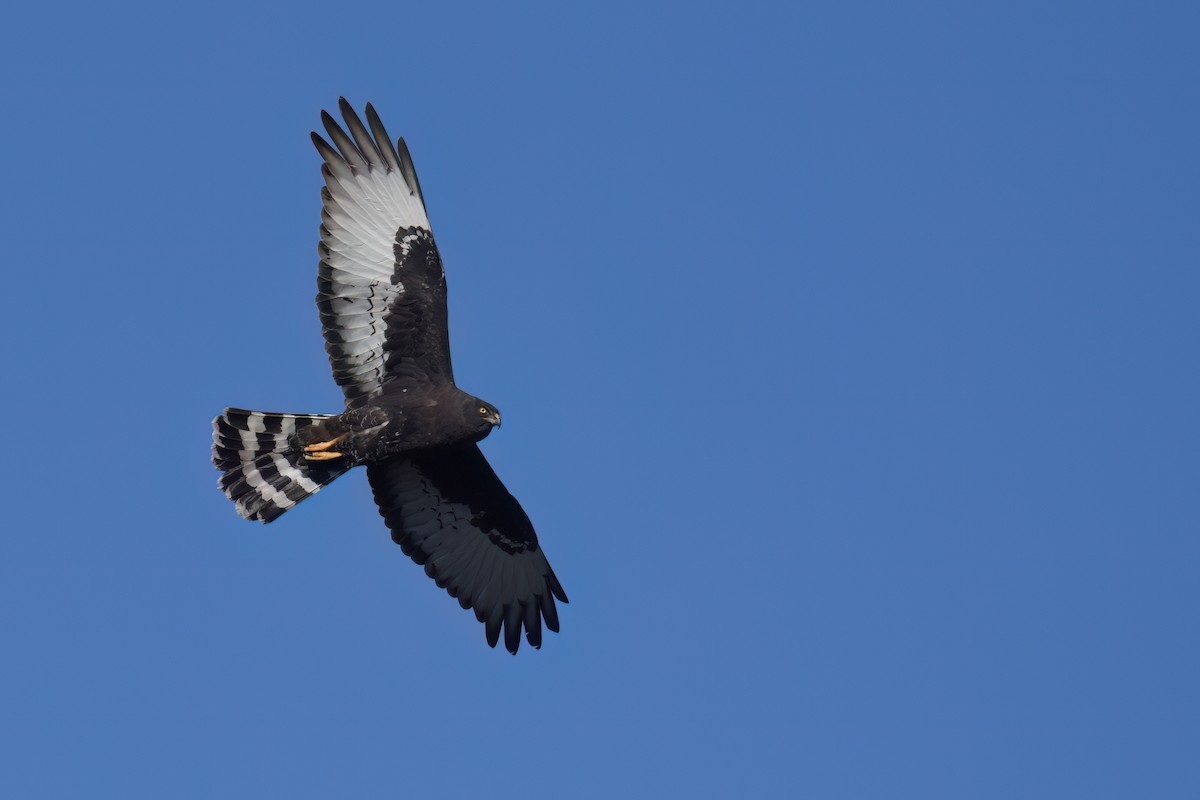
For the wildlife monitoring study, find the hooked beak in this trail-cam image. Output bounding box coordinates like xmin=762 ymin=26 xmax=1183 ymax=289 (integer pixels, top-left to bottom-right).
xmin=486 ymin=412 xmax=502 ymax=428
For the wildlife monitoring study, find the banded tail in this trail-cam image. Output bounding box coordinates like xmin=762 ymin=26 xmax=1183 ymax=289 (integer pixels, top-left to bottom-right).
xmin=212 ymin=408 xmax=349 ymax=523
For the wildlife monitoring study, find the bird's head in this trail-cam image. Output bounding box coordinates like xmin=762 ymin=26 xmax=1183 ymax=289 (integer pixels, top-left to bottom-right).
xmin=464 ymin=395 xmax=502 ymax=439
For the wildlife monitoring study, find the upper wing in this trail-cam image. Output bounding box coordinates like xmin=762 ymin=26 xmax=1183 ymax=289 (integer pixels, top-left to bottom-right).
xmin=312 ymin=98 xmax=453 ymax=408
xmin=367 ymin=446 xmax=568 ymax=654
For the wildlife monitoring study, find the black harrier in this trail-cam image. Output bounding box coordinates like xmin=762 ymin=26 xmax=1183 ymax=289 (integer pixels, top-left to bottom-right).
xmin=212 ymin=99 xmax=567 ymax=654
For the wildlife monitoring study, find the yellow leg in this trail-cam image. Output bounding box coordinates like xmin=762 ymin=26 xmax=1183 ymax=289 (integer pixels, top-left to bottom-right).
xmin=303 ymin=438 xmax=344 ymax=461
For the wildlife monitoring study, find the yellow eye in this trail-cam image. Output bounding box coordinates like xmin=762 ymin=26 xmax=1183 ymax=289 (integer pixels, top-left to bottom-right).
xmin=479 ymin=406 xmax=489 ymax=415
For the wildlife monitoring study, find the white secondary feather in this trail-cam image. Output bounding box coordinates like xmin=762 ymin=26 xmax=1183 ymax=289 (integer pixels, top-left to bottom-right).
xmin=321 ymin=165 xmax=428 ymax=278
xmin=316 ymin=103 xmax=432 ymax=406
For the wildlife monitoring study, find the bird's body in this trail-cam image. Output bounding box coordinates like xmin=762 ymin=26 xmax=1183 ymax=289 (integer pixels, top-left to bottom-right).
xmin=212 ymin=100 xmax=566 ymax=653
xmin=295 ymin=384 xmax=497 ymax=466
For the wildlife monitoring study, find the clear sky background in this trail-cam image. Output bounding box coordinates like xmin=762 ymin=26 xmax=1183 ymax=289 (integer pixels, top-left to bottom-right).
xmin=1 ymin=2 xmax=1197 ymax=797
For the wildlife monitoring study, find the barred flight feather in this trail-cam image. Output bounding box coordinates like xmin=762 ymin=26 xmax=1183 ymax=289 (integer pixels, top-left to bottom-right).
xmin=212 ymin=408 xmax=348 ymax=523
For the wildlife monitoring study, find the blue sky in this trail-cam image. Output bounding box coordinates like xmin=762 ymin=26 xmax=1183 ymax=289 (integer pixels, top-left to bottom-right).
xmin=1 ymin=1 xmax=1197 ymax=797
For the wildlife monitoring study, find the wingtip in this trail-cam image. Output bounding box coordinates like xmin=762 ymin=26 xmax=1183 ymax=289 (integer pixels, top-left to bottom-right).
xmin=548 ymin=570 xmax=569 ymax=604
xmin=485 ymin=613 xmax=502 ymax=648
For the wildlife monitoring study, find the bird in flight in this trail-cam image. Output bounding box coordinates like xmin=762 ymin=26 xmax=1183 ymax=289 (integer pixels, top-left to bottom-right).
xmin=212 ymin=99 xmax=567 ymax=653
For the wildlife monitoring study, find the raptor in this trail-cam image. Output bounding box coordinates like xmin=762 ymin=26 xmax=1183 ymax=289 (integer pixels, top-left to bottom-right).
xmin=212 ymin=99 xmax=567 ymax=654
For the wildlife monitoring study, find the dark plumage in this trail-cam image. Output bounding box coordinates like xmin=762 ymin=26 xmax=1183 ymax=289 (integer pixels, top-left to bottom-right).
xmin=212 ymin=99 xmax=566 ymax=653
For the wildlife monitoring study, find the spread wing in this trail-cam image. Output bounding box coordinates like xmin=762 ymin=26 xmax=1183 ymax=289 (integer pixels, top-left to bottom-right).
xmin=367 ymin=446 xmax=569 ymax=654
xmin=312 ymin=98 xmax=453 ymax=408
